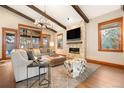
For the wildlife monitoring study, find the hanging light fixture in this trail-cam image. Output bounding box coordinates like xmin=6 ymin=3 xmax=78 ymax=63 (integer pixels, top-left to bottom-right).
xmin=34 ymin=5 xmax=53 ymax=29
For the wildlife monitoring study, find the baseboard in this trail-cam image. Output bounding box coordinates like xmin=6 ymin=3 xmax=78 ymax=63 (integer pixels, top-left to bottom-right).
xmin=86 ymin=59 xmax=124 ymax=69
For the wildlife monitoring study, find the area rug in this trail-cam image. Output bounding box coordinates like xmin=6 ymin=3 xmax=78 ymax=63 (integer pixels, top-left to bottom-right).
xmin=16 ymin=63 xmax=101 ymax=88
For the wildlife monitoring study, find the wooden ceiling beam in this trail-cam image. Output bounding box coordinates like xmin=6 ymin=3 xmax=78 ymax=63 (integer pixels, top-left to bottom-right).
xmin=0 ymin=5 xmax=57 ymax=33
xmin=71 ymin=5 xmax=89 ymax=23
xmin=27 ymin=5 xmax=66 ymax=29
xmin=0 ymin=5 xmax=35 ymax=22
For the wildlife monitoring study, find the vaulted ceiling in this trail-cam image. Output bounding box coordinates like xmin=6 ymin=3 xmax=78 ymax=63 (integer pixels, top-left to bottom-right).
xmin=0 ymin=5 xmax=121 ymax=32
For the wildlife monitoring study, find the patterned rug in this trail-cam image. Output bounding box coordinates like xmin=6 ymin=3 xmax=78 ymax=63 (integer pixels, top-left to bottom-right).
xmin=16 ymin=63 xmax=101 ymax=88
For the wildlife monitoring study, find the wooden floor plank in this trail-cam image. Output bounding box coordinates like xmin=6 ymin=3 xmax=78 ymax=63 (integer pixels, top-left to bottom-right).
xmin=77 ymin=65 xmax=124 ymax=88
xmin=0 ymin=61 xmax=16 ymax=88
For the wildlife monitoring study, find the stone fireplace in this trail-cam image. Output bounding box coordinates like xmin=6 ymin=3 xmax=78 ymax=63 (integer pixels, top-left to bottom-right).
xmin=56 ymin=21 xmax=86 ymax=58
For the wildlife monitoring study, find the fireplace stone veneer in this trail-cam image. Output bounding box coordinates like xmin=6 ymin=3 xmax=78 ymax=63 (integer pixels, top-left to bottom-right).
xmin=56 ymin=21 xmax=86 ymax=58
xmin=66 ymin=21 xmax=86 ymax=58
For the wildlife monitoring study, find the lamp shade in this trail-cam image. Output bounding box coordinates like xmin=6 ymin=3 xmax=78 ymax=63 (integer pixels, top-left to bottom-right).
xmin=50 ymin=42 xmax=54 ymax=47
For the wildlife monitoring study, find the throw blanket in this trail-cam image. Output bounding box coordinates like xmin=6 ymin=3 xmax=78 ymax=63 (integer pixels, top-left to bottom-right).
xmin=64 ymin=58 xmax=87 ymax=78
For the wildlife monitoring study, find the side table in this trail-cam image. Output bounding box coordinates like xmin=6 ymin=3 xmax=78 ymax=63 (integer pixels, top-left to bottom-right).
xmin=27 ymin=61 xmax=51 ymax=88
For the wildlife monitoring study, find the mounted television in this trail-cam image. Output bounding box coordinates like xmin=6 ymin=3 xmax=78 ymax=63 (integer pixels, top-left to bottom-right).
xmin=67 ymin=27 xmax=81 ymax=41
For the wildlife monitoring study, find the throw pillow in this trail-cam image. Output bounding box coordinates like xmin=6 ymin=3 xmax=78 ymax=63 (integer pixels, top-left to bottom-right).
xmin=26 ymin=50 xmax=34 ymax=60
xmin=32 ymin=49 xmax=41 ymax=57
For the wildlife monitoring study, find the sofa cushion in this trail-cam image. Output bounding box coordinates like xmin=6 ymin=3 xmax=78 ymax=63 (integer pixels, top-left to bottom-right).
xmin=19 ymin=49 xmax=28 ymax=60
xmin=26 ymin=50 xmax=34 ymax=60
xmin=32 ymin=49 xmax=41 ymax=57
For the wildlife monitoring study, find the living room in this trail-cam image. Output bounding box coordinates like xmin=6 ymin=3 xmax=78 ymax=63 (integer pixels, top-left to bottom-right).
xmin=0 ymin=5 xmax=124 ymax=88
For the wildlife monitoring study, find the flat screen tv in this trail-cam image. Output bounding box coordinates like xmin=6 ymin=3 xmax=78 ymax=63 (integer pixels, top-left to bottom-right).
xmin=67 ymin=27 xmax=81 ymax=41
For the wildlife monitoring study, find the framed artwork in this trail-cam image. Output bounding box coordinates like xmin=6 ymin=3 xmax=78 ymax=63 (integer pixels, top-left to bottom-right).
xmin=98 ymin=17 xmax=123 ymax=52
xmin=57 ymin=34 xmax=63 ymax=49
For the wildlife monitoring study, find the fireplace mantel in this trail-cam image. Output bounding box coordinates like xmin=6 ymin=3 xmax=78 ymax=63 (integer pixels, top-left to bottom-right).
xmin=66 ymin=41 xmax=82 ymax=44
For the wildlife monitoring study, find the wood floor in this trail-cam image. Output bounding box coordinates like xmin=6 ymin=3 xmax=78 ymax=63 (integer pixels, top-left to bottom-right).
xmin=0 ymin=61 xmax=16 ymax=88
xmin=0 ymin=61 xmax=124 ymax=88
xmin=77 ymin=65 xmax=124 ymax=88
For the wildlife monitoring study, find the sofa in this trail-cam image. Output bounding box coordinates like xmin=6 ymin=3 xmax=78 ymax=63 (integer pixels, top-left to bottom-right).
xmin=11 ymin=49 xmax=46 ymax=82
xmin=11 ymin=49 xmax=66 ymax=82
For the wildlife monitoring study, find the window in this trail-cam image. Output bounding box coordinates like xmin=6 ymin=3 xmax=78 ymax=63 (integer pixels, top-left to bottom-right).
xmin=42 ymin=34 xmax=50 ymax=48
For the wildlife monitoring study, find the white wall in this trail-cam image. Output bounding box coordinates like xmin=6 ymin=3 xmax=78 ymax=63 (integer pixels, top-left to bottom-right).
xmin=86 ymin=9 xmax=124 ymax=65
xmin=0 ymin=7 xmax=56 ymax=58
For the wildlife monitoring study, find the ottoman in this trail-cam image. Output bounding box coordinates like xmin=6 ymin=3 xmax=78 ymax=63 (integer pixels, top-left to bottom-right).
xmin=64 ymin=58 xmax=87 ymax=78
